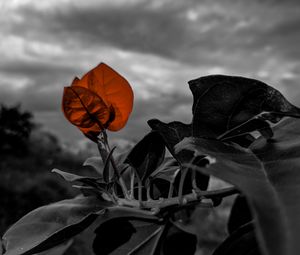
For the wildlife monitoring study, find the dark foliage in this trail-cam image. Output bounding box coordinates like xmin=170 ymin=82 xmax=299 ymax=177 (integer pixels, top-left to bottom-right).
xmin=0 ymin=104 xmax=35 ymax=155
xmin=2 ymin=75 xmax=300 ymax=255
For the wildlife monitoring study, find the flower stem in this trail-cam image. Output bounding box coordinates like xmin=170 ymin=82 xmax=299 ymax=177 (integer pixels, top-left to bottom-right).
xmin=136 ymin=175 xmax=143 ymax=205
xmin=97 ymin=130 xmax=129 ymax=199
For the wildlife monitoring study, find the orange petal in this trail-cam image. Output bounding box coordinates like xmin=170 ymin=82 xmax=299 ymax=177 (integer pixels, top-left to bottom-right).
xmin=76 ymin=63 xmax=134 ymax=131
xmin=62 ymin=86 xmax=112 ymax=139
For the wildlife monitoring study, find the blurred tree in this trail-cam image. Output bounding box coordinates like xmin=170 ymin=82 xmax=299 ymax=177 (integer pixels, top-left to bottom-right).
xmin=0 ymin=104 xmax=35 ymax=155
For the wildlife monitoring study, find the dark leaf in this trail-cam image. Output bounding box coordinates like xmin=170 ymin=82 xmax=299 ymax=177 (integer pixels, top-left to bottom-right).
xmin=36 ymin=240 xmax=73 ymax=255
xmin=0 ymin=238 xmax=3 ymax=255
xmin=148 ymin=119 xmax=209 ymax=190
xmin=52 ymin=169 xmax=106 ymax=191
xmin=173 ymin=167 xmax=208 ymax=195
xmin=169 ymin=208 xmax=200 ymax=235
xmin=175 ymin=137 xmax=287 ymax=255
xmin=125 ymin=131 xmax=165 ymax=181
xmin=114 ymin=150 xmax=131 ymax=167
xmin=220 ymin=118 xmax=273 ymax=142
xmin=150 ymin=158 xmax=180 ymax=183
xmin=148 ymin=158 xmax=180 ymax=199
xmin=225 ymin=134 xmax=255 ymax=148
xmin=213 ymin=222 xmax=261 ymax=255
xmin=159 ymin=223 xmax=197 ymax=255
xmin=189 ymin=75 xmax=300 ymax=138
xmin=2 ymin=196 xmax=113 ymax=255
xmin=71 ymin=185 xmax=110 ymax=200
xmin=93 ymin=218 xmax=165 ymax=255
xmin=151 ymin=178 xmax=172 ymax=199
xmin=52 ymin=168 xmax=100 ymax=183
xmin=93 ymin=218 xmax=136 ymax=255
xmin=228 ymin=195 xmax=252 ymax=234
xmin=112 ymin=151 xmax=132 ymax=188
xmin=250 ymin=117 xmax=300 ymax=255
xmin=149 ymin=157 xmax=208 ymax=198
xmin=147 ymin=119 xmax=191 ymax=161
xmin=83 ymin=156 xmax=103 ymax=175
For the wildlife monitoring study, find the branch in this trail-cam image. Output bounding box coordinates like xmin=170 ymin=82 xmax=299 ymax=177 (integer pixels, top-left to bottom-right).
xmin=117 ymin=186 xmax=239 ymax=213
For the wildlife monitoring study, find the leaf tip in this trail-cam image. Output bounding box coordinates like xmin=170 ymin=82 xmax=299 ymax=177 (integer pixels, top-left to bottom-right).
xmin=204 ymin=155 xmax=217 ymax=165
xmin=174 ymin=137 xmax=193 ymax=154
xmin=147 ymin=118 xmax=163 ymax=129
xmin=51 ymin=168 xmax=60 ymax=174
xmin=71 ymin=77 xmax=80 ymax=86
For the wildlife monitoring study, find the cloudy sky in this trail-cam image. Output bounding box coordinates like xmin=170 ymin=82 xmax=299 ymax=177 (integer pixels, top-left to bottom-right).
xmin=1 ymin=0 xmax=300 ymax=151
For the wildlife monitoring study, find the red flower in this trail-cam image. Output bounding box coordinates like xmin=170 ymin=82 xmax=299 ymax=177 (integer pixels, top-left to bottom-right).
xmin=62 ymin=63 xmax=134 ymax=141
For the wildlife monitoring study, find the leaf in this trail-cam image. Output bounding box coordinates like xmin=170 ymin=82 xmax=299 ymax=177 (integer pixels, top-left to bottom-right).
xmin=150 ymin=178 xmax=172 ymax=199
xmin=75 ymin=63 xmax=134 ymax=131
xmin=87 ymin=205 xmax=162 ymax=255
xmin=72 ymin=185 xmax=106 ymax=199
xmin=62 ymin=86 xmax=111 ymax=140
xmin=213 ymin=222 xmax=261 ymax=255
xmin=249 ymin=117 xmax=300 ymax=255
xmin=114 ymin=150 xmax=131 ymax=167
xmin=92 ymin=218 xmax=165 ymax=255
xmin=104 ymin=150 xmax=131 ymax=182
xmin=189 ymin=75 xmax=300 ymax=138
xmin=83 ymin=157 xmax=103 ymax=175
xmin=52 ymin=168 xmax=99 ymax=183
xmin=150 ymin=157 xmax=180 ymax=182
xmin=159 ymin=223 xmax=197 ymax=255
xmin=92 ymin=219 xmax=196 ymax=255
xmin=148 ymin=119 xmax=209 ymax=190
xmin=147 ymin=119 xmax=191 ymax=161
xmin=0 ymin=238 xmax=3 ymax=255
xmin=36 ymin=239 xmax=73 ymax=255
xmin=228 ymin=195 xmax=252 ymax=235
xmin=220 ymin=118 xmax=273 ymax=142
xmin=175 ymin=137 xmax=288 ymax=255
xmin=93 ymin=218 xmax=135 ymax=255
xmin=2 ymin=196 xmax=113 ymax=255
xmin=224 ymin=134 xmax=255 ymax=148
xmin=145 ymin=158 xmax=177 ymax=199
xmin=52 ymin=169 xmax=109 ymax=199
xmin=125 ymin=132 xmax=165 ymax=181
xmin=173 ymin=170 xmax=201 ymax=195
xmin=52 ymin=169 xmax=106 ymax=190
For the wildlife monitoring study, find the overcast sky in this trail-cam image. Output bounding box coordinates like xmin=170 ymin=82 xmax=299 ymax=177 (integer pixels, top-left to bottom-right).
xmin=1 ymin=0 xmax=300 ymax=151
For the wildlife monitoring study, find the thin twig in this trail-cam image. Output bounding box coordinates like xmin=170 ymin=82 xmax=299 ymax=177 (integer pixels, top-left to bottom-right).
xmin=146 ymin=179 xmax=152 ymax=201
xmin=167 ymin=182 xmax=174 ymax=198
xmin=137 ymin=175 xmax=143 ymax=205
xmin=130 ymin=167 xmax=135 ymax=199
xmin=178 ymin=167 xmax=188 ymax=204
xmin=191 ymin=169 xmax=199 ymax=190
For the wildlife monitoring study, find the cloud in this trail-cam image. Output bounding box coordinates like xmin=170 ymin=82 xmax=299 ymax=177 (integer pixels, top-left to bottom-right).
xmin=3 ymin=0 xmax=300 ymax=64
xmin=1 ymin=0 xmax=300 ymax=148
